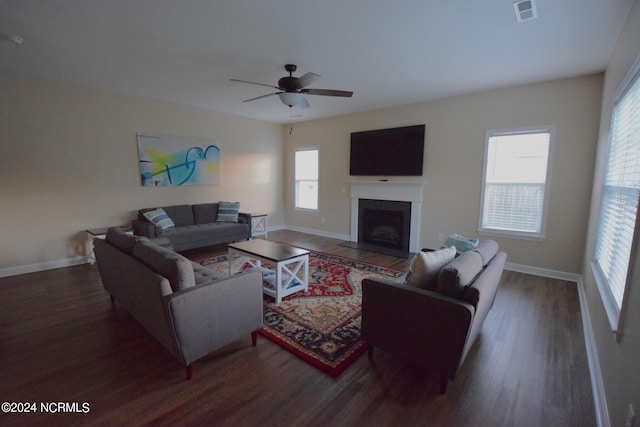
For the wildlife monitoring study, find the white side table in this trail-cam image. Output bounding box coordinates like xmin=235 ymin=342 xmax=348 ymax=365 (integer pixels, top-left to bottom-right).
xmin=85 ymin=227 xmax=132 ymax=264
xmin=250 ymin=214 xmax=268 ymax=239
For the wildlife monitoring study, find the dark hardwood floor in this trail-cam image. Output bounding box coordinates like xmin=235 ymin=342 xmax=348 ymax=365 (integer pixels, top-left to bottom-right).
xmin=0 ymin=230 xmax=595 ymax=426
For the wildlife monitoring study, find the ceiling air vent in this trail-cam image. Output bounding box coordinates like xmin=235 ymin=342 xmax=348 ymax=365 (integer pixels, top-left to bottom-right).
xmin=513 ymin=0 xmax=537 ymax=22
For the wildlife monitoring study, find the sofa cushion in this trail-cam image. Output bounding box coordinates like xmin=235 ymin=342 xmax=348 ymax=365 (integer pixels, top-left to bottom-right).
xmin=193 ymin=203 xmax=219 ymax=224
xmin=106 ymin=227 xmax=148 ymax=254
xmin=216 ymin=201 xmax=240 ymax=222
xmin=405 ymin=246 xmax=456 ymax=291
xmin=133 ymin=240 xmax=195 ymax=292
xmin=162 ymin=204 xmax=195 ymax=227
xmin=143 ymin=208 xmax=176 ymax=232
xmin=192 ymin=262 xmax=227 ymax=285
xmin=437 ymin=251 xmax=484 ymax=299
xmin=473 ymin=240 xmax=499 ymax=265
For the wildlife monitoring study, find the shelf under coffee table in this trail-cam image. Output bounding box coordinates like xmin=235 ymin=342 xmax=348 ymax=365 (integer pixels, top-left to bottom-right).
xmin=227 ymin=240 xmax=310 ymax=303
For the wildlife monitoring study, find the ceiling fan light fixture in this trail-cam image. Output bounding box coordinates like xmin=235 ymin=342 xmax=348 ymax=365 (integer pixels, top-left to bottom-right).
xmin=279 ymin=92 xmax=304 ymax=107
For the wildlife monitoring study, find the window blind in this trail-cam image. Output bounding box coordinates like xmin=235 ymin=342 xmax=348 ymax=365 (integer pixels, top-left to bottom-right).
xmin=480 ymin=129 xmax=551 ymax=238
xmin=595 ymin=69 xmax=640 ymax=310
xmin=295 ymin=149 xmax=319 ymax=210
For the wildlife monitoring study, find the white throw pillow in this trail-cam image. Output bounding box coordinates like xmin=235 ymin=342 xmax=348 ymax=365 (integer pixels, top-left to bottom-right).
xmin=405 ymin=246 xmax=457 ymax=291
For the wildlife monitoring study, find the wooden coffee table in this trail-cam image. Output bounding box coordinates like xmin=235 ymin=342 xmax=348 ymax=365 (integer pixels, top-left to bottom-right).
xmin=227 ymin=240 xmax=309 ymax=303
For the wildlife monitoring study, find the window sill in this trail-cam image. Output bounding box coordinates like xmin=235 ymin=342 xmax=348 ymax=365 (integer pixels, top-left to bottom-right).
xmin=478 ymin=228 xmax=545 ymax=241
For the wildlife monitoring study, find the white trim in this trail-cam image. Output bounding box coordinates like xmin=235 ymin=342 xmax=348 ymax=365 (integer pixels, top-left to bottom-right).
xmin=576 ymin=276 xmax=611 ymax=427
xmin=0 ymin=256 xmax=88 ymax=278
xmin=504 ymin=262 xmax=580 ymax=282
xmin=478 ymin=125 xmax=555 ymax=240
xmin=613 ymin=53 xmax=640 ymax=103
xmin=591 ymin=261 xmax=623 ymax=337
xmin=349 ymin=181 xmax=424 ymax=253
xmin=283 ymin=225 xmax=350 ymax=241
xmin=592 ymin=52 xmax=640 ymax=340
xmin=294 ymin=147 xmax=320 ymax=211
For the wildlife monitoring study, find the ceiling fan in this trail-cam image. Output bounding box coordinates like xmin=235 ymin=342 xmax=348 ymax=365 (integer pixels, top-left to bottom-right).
xmin=230 ymin=64 xmax=353 ymax=109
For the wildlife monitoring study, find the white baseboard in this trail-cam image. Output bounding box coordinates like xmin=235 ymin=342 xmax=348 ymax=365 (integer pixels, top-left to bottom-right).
xmin=283 ymin=225 xmax=351 ymax=241
xmin=576 ymin=277 xmax=610 ymax=427
xmin=505 ymin=261 xmax=581 ymax=283
xmin=0 ymin=256 xmax=89 ymax=278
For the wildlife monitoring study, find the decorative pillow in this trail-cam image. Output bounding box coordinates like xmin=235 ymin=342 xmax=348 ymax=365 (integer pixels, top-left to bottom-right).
xmin=216 ymin=201 xmax=240 ymax=222
xmin=161 ymin=204 xmax=194 ymax=227
xmin=443 ymin=233 xmax=479 ymax=254
xmin=405 ymin=246 xmax=457 ymax=291
xmin=143 ymin=208 xmax=175 ymax=232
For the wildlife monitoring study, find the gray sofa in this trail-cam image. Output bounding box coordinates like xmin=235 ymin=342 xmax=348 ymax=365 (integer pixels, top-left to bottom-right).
xmin=94 ymin=227 xmax=263 ymax=379
xmin=362 ymin=240 xmax=506 ymax=393
xmin=132 ymin=203 xmax=251 ymax=252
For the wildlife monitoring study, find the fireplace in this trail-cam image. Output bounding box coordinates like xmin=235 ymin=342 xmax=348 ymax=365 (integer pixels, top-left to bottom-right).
xmin=359 ymin=199 xmax=411 ymax=251
xmin=349 ymin=181 xmax=424 ymax=254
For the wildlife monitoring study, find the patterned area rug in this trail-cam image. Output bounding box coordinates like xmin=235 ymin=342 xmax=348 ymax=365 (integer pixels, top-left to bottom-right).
xmin=198 ymin=247 xmax=403 ymax=376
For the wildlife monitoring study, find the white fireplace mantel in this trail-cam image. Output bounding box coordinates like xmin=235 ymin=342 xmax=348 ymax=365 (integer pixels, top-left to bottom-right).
xmin=349 ymin=181 xmax=425 ymax=252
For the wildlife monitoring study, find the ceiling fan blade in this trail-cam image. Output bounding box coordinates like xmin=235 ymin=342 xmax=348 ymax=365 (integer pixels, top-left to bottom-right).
xmin=295 ymin=72 xmax=321 ymax=89
xmin=230 ymin=78 xmax=281 ymax=90
xmin=242 ymin=92 xmax=281 ymax=102
xmin=301 ymin=88 xmax=353 ymax=97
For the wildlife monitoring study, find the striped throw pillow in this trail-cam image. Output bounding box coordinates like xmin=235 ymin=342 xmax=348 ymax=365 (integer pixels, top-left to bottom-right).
xmin=216 ymin=201 xmax=240 ymax=222
xmin=143 ymin=208 xmax=175 ymax=232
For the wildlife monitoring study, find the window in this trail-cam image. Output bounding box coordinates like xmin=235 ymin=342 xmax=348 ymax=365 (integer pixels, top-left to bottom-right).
xmin=479 ymin=127 xmax=554 ymax=239
xmin=593 ymin=56 xmax=640 ymax=335
xmin=295 ymin=148 xmax=319 ymax=210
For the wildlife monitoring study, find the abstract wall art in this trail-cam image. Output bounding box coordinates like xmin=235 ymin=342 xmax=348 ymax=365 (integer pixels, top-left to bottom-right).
xmin=137 ymin=133 xmax=220 ymax=187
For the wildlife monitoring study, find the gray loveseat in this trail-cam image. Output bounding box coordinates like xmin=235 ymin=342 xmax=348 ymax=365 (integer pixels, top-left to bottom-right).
xmin=94 ymin=227 xmax=263 ymax=379
xmin=362 ymin=240 xmax=506 ymax=393
xmin=132 ymin=203 xmax=251 ymax=252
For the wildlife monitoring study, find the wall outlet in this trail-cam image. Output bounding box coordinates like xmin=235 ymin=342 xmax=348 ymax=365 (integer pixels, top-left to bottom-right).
xmin=626 ymin=403 xmax=636 ymax=427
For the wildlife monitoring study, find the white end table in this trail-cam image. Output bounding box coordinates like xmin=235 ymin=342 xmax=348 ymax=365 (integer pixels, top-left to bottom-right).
xmin=85 ymin=227 xmax=132 ymax=264
xmin=250 ymin=214 xmax=268 ymax=239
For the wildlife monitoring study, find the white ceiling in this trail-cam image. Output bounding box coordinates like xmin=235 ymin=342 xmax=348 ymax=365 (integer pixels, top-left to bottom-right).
xmin=0 ymin=0 xmax=633 ymax=124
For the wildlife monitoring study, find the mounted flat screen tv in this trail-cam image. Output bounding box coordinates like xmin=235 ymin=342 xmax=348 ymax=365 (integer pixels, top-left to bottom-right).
xmin=350 ymin=124 xmax=425 ymax=176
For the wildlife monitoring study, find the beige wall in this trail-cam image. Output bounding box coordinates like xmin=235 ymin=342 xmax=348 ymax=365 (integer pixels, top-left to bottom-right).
xmin=284 ymin=74 xmax=603 ymax=274
xmin=0 ymin=70 xmax=284 ymax=272
xmin=582 ymin=1 xmax=640 ymax=425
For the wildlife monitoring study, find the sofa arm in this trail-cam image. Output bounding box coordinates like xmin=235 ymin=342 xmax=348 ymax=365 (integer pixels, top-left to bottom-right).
xmin=238 ymin=212 xmax=251 ymax=236
xmin=238 ymin=212 xmax=251 ymax=223
xmin=362 ymin=277 xmax=474 ymax=380
xmin=132 ymin=219 xmax=158 ymax=238
xmin=166 ymin=269 xmax=264 ymax=365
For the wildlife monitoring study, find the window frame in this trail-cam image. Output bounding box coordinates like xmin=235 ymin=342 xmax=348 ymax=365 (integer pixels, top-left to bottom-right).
xmin=591 ymin=54 xmax=640 ymax=339
xmin=294 ymin=147 xmax=319 ymax=211
xmin=478 ymin=125 xmax=555 ymax=240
